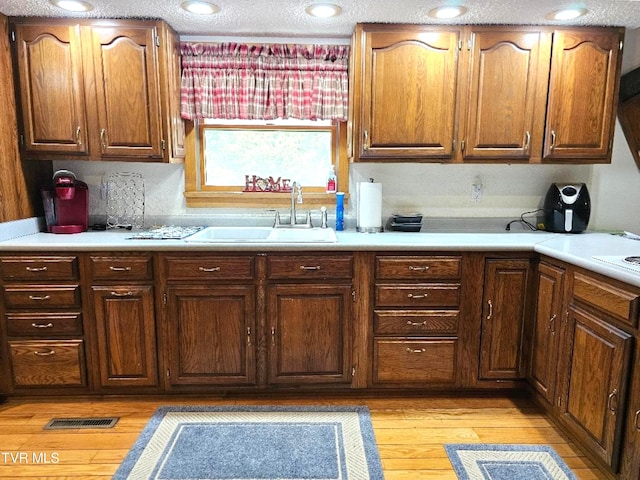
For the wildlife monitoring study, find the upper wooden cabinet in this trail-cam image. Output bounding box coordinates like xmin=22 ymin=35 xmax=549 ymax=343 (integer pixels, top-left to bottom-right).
xmin=460 ymin=27 xmax=551 ymax=161
xmin=544 ymin=28 xmax=623 ymax=162
xmin=350 ymin=24 xmax=624 ymax=164
xmin=11 ymin=18 xmax=184 ymax=163
xmin=351 ymin=24 xmax=462 ymax=161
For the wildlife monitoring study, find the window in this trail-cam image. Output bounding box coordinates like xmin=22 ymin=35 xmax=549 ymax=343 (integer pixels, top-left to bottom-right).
xmin=184 ymin=119 xmax=349 ymax=208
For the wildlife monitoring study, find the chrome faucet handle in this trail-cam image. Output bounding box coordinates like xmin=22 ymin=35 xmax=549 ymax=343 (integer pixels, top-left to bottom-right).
xmin=273 ymin=211 xmax=281 ymax=227
xmin=320 ymin=206 xmax=328 ymax=229
xmin=296 ymin=183 xmax=303 ymax=204
xmin=304 ymin=211 xmax=313 ymax=227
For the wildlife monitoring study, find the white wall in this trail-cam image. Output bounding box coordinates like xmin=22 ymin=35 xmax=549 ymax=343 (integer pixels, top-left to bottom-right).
xmin=53 ymin=28 xmax=640 ymax=232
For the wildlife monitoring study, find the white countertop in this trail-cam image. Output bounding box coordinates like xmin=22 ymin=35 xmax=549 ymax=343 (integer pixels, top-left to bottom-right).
xmin=1 ymin=218 xmax=639 ymax=287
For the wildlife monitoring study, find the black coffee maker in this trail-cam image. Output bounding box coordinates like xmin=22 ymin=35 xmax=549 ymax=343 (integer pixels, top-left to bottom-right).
xmin=543 ymin=183 xmax=591 ymax=233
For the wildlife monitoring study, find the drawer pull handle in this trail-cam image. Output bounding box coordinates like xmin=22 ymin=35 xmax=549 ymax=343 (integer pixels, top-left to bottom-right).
xmin=549 ymin=314 xmax=557 ymax=334
xmin=29 ymin=295 xmax=51 ymax=301
xmin=111 ymin=291 xmax=134 ymax=297
xmin=199 ymin=266 xmax=221 ymax=272
xmin=407 ymin=320 xmax=428 ymax=326
xmin=25 ymin=266 xmax=48 ymax=272
xmin=634 ymin=410 xmax=640 ymax=430
xmin=487 ymin=300 xmax=493 ymax=320
xmin=608 ymin=389 xmax=619 ymax=414
xmin=406 ymin=347 xmax=426 ymax=353
xmin=34 ymin=350 xmax=55 ymax=356
xmin=407 ymin=293 xmax=428 ymax=299
xmin=408 ymin=266 xmax=430 ymax=272
xmin=109 ymin=266 xmax=132 ymax=272
xmin=31 ymin=322 xmax=54 ymax=329
xmin=300 ymin=265 xmax=321 ymax=271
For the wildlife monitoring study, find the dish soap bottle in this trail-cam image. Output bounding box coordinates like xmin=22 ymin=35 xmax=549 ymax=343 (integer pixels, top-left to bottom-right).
xmin=335 ymin=192 xmax=344 ymax=231
xmin=326 ymin=166 xmax=337 ymax=194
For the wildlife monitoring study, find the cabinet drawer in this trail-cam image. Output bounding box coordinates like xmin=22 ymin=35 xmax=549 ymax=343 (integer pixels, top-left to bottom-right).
xmin=374 ymin=310 xmax=458 ymax=335
xmin=373 ymin=338 xmax=456 ymax=383
xmin=9 ymin=340 xmax=86 ymax=387
xmin=89 ymin=255 xmax=153 ymax=281
xmin=3 ymin=286 xmax=81 ymax=308
xmin=164 ymin=256 xmax=255 ymax=281
xmin=572 ymin=272 xmax=639 ymax=327
xmin=376 ymin=256 xmax=461 ymax=280
xmin=375 ymin=284 xmax=460 ymax=307
xmin=7 ymin=312 xmax=83 ymax=336
xmin=267 ymin=255 xmax=353 ymax=280
xmin=0 ymin=256 xmax=78 ymax=281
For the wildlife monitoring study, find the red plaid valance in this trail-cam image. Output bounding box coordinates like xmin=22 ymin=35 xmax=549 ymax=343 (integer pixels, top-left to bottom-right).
xmin=180 ymin=43 xmax=349 ymax=121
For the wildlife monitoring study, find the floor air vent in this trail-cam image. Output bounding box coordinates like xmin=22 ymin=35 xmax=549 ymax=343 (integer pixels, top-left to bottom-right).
xmin=44 ymin=417 xmax=120 ymax=430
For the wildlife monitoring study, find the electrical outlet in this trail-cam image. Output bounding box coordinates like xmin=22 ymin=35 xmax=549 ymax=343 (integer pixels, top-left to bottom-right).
xmin=471 ymin=180 xmax=483 ymax=203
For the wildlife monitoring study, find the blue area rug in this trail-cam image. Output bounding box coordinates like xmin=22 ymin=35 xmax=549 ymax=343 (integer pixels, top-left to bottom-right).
xmin=113 ymin=405 xmax=384 ymax=480
xmin=445 ymin=444 xmax=577 ymax=480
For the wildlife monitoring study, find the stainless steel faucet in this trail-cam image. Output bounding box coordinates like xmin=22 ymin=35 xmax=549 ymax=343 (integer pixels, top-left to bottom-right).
xmin=274 ymin=181 xmax=312 ymax=228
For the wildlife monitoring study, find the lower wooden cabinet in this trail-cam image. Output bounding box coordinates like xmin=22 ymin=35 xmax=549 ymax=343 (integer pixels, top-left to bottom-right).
xmin=91 ymin=285 xmax=158 ymax=388
xmin=164 ymin=285 xmax=256 ymax=387
xmin=266 ymin=283 xmax=353 ymax=385
xmin=621 ymin=342 xmax=640 ymax=479
xmin=479 ymin=258 xmax=531 ymax=380
xmin=373 ymin=338 xmax=456 ymax=383
xmin=557 ymin=305 xmax=632 ymax=470
xmin=528 ymin=261 xmax=565 ymax=405
xmin=9 ymin=340 xmax=86 ymax=387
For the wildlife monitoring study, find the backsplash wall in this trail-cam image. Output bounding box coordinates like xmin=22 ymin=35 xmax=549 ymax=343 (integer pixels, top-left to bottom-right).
xmin=52 ymin=28 xmax=640 ymax=233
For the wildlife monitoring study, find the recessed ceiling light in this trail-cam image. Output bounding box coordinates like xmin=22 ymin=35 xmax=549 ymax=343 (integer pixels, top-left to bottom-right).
xmin=305 ymin=3 xmax=342 ymax=18
xmin=547 ymin=7 xmax=588 ymax=21
xmin=50 ymin=0 xmax=94 ymax=12
xmin=181 ymin=1 xmax=220 ymax=15
xmin=428 ymin=5 xmax=468 ymax=19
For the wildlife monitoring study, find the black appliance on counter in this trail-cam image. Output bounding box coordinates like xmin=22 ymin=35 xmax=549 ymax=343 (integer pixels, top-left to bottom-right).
xmin=543 ymin=183 xmax=591 ymax=233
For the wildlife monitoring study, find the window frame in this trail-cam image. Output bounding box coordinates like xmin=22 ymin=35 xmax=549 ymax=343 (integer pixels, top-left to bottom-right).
xmin=184 ymin=120 xmax=349 ymax=208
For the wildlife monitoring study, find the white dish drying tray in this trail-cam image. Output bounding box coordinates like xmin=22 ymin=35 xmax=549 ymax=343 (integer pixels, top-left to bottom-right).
xmin=127 ymin=225 xmax=205 ymax=240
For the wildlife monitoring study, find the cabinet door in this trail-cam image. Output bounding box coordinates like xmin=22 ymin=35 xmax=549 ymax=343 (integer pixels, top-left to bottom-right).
xmin=267 ymin=284 xmax=352 ymax=385
xmin=165 ymin=285 xmax=256 ymax=386
xmin=462 ymin=28 xmax=550 ymax=161
xmin=621 ymin=345 xmax=640 ymax=479
xmin=91 ymin=26 xmax=163 ymax=158
xmin=544 ymin=28 xmax=622 ymax=161
xmin=14 ymin=24 xmax=89 ymax=155
xmin=528 ymin=262 xmax=565 ymax=405
xmin=91 ymin=285 xmax=157 ymax=388
xmin=480 ymin=259 xmax=530 ymax=380
xmin=559 ymin=306 xmax=632 ymax=470
xmin=359 ymin=27 xmax=460 ymax=160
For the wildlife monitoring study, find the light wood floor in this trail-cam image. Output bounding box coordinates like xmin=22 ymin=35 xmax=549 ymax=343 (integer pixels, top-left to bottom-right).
xmin=0 ymin=394 xmax=607 ymax=479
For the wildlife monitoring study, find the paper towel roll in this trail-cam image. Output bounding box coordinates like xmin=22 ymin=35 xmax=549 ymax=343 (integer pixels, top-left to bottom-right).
xmin=357 ymin=181 xmax=382 ymax=232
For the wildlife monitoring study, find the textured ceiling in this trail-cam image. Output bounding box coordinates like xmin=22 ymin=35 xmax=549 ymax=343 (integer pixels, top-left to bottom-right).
xmin=0 ymin=0 xmax=639 ymax=38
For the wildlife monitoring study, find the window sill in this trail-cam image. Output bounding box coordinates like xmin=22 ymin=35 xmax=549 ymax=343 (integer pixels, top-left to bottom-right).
xmin=185 ymin=191 xmax=349 ymax=209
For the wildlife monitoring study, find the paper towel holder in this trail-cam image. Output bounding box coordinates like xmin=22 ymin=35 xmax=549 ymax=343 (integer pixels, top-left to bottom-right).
xmin=357 ymin=178 xmax=383 ymax=233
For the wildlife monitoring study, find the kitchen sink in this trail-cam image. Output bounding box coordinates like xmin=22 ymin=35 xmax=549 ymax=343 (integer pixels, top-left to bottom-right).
xmin=184 ymin=226 xmax=337 ymax=243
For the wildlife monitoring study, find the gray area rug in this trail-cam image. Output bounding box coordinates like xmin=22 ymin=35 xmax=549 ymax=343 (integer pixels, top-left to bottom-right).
xmin=113 ymin=405 xmax=384 ymax=480
xmin=445 ymin=443 xmax=577 ymax=479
